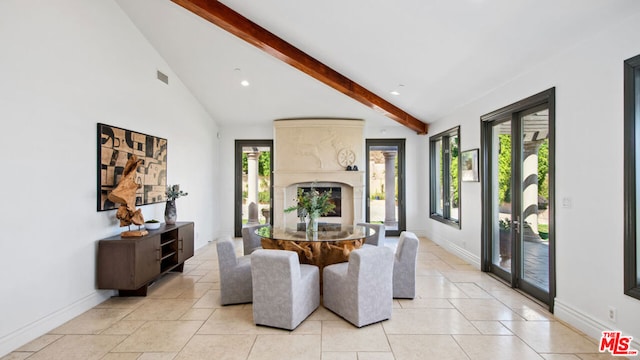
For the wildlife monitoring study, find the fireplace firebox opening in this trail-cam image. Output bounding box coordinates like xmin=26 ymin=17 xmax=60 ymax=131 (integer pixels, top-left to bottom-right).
xmin=295 ymin=187 xmax=342 ymax=217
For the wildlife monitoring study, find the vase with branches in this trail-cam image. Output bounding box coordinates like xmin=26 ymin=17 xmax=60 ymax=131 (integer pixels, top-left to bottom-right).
xmin=284 ymin=185 xmax=336 ymax=232
xmin=165 ymin=184 xmax=188 ymax=225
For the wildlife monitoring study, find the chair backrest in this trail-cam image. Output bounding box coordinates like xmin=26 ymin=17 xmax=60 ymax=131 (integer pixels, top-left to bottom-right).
xmin=251 ymin=249 xmax=301 ymax=293
xmin=241 ymin=224 xmax=267 ymax=255
xmin=348 ymin=246 xmax=394 ymax=283
xmin=357 ymin=222 xmax=386 ymax=246
xmin=216 ymin=237 xmax=239 ymax=274
xmin=396 ymin=231 xmax=419 ymax=263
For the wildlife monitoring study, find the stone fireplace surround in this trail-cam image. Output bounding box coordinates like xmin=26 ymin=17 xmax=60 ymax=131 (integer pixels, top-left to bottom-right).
xmin=273 ymin=119 xmax=365 ymax=228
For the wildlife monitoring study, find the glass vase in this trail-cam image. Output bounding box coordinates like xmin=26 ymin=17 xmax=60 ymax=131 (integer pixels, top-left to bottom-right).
xmin=307 ymin=215 xmax=318 ymax=233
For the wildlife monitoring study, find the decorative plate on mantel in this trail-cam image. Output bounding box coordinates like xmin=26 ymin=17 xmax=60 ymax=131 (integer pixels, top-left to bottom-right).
xmin=337 ymin=148 xmax=356 ymax=167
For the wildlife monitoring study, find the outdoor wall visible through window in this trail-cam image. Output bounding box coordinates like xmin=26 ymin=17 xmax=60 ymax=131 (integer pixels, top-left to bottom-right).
xmin=429 ymin=127 xmax=460 ymax=228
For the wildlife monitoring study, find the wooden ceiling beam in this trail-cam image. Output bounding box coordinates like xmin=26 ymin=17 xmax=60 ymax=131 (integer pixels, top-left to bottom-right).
xmin=171 ymin=0 xmax=428 ymax=134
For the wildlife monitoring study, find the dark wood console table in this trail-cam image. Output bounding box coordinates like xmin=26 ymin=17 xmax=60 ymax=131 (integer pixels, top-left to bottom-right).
xmin=97 ymin=222 xmax=194 ymax=296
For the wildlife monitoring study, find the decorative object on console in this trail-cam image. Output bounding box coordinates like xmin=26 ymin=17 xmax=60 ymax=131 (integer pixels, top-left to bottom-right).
xmin=107 ymin=155 xmax=147 ymax=237
xmin=97 ymin=123 xmax=167 ymax=211
xmin=284 ymin=184 xmax=336 ymax=232
xmin=144 ymin=219 xmax=161 ymax=230
xmin=165 ymin=184 xmax=188 ymax=225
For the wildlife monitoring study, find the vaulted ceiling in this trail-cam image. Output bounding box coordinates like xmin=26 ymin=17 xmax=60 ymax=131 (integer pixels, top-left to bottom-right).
xmin=115 ymin=0 xmax=640 ymax=132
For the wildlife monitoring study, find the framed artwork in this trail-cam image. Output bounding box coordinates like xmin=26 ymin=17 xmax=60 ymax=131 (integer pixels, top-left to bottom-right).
xmin=461 ymin=149 xmax=479 ymax=182
xmin=97 ymin=123 xmax=167 ymax=211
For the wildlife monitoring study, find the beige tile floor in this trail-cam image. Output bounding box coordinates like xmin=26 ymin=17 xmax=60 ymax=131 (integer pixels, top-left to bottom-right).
xmin=2 ymin=237 xmax=629 ymax=360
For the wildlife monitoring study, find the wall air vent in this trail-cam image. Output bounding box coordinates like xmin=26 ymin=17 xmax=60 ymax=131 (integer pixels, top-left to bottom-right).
xmin=156 ymin=70 xmax=169 ymax=85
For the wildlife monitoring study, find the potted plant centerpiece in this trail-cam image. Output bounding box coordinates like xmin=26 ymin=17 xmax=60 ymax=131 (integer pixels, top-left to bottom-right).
xmin=165 ymin=184 xmax=188 ymax=225
xmin=284 ymin=185 xmax=336 ymax=233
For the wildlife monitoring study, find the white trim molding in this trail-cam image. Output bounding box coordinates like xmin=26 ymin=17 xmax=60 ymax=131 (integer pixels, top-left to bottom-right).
xmin=555 ymin=298 xmax=640 ymax=354
xmin=0 ymin=291 xmax=112 ymax=357
xmin=429 ymin=235 xmax=481 ymax=270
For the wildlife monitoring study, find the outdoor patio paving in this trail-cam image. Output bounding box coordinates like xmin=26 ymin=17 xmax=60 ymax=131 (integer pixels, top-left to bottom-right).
xmin=498 ymin=240 xmax=550 ymax=291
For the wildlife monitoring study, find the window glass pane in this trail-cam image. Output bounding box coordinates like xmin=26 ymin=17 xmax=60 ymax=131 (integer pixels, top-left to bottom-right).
xmin=429 ymin=127 xmax=460 ymax=227
xmin=435 ymin=139 xmax=444 ymax=216
xmin=624 ymin=55 xmax=640 ymax=298
xmin=450 ymin=134 xmax=459 ymax=220
xmin=636 ymin=68 xmax=640 ymax=284
xmin=636 ymin=112 xmax=640 ymax=284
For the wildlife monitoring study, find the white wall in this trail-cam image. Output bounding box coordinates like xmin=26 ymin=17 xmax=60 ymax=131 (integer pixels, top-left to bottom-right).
xmin=0 ymin=0 xmax=219 ymax=356
xmin=425 ymin=10 xmax=640 ymax=347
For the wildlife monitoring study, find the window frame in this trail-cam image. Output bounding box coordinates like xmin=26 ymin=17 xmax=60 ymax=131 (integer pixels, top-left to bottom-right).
xmin=624 ymin=54 xmax=640 ymax=300
xmin=429 ymin=126 xmax=461 ymax=228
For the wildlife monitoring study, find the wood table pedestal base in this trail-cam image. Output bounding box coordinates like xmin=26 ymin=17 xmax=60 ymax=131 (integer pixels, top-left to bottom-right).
xmin=260 ymin=237 xmax=364 ymax=290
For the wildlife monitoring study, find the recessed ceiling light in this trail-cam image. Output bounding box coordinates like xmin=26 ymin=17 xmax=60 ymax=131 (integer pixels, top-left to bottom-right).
xmin=390 ymin=84 xmax=404 ymax=96
xmin=235 ymin=68 xmax=250 ymax=87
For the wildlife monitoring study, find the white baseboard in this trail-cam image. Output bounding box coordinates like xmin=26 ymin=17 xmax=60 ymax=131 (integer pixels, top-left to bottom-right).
xmin=0 ymin=290 xmax=114 ymax=357
xmin=427 ymin=234 xmax=481 ymax=270
xmin=555 ymin=298 xmax=640 ymax=355
xmin=446 ymin=241 xmax=481 ymax=269
xmin=408 ymin=229 xmax=428 ymax=238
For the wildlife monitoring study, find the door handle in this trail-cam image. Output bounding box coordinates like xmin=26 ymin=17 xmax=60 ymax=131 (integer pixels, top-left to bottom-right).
xmin=512 ymin=216 xmax=521 ymax=234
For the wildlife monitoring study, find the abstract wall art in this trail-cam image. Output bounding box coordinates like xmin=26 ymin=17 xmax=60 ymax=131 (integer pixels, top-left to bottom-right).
xmin=97 ymin=123 xmax=167 ymax=211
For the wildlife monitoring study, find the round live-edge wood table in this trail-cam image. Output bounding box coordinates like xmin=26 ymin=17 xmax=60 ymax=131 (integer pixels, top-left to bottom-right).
xmin=256 ymin=224 xmax=374 ymax=273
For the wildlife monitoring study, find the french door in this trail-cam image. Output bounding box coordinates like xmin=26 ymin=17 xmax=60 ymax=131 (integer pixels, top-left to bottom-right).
xmin=365 ymin=139 xmax=406 ymax=236
xmin=234 ymin=140 xmax=273 ymax=237
xmin=481 ymin=89 xmax=555 ymax=310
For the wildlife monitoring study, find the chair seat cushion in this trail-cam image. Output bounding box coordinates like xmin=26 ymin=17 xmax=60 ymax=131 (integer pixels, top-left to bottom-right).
xmin=323 ymin=262 xmax=349 ymax=278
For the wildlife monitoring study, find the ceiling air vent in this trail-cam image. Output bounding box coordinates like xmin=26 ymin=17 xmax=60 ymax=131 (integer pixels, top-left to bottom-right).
xmin=156 ymin=70 xmax=169 ymax=85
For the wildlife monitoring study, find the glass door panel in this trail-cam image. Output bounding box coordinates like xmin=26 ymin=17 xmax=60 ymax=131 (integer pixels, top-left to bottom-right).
xmin=241 ymin=146 xmax=271 ymax=225
xmin=491 ymin=120 xmax=513 ymax=273
xmin=234 ymin=140 xmax=273 ymax=237
xmin=520 ymin=108 xmax=550 ymax=293
xmin=366 ymin=139 xmax=405 ymax=236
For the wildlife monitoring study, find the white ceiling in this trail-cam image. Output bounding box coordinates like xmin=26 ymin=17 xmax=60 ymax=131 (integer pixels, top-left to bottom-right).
xmin=114 ymin=0 xmax=640 ymax=131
